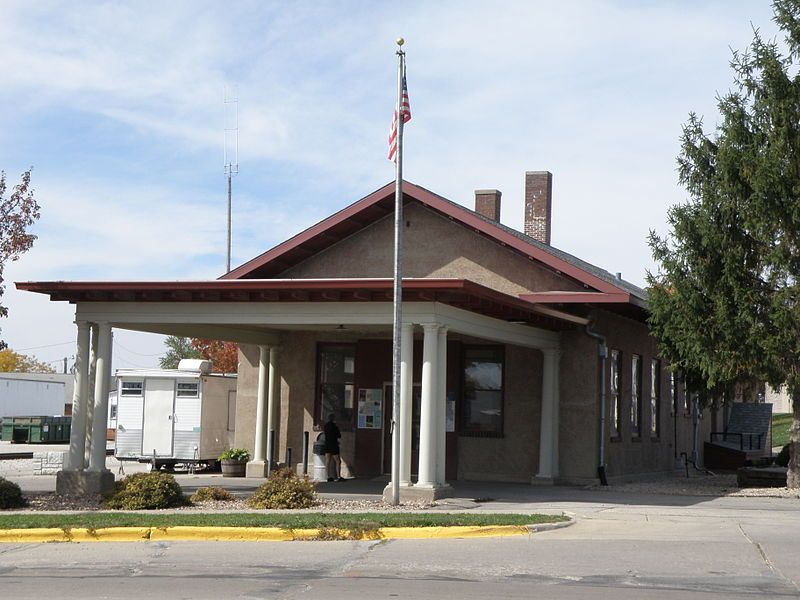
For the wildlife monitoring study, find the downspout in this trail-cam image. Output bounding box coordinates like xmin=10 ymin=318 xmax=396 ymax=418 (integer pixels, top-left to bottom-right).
xmin=585 ymin=322 xmax=609 ymax=486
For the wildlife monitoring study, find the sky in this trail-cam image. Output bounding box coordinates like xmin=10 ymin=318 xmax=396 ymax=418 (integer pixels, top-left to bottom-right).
xmin=0 ymin=0 xmax=782 ymax=373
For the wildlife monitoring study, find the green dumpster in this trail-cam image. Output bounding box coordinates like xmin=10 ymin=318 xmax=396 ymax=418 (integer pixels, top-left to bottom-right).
xmin=0 ymin=416 xmax=71 ymax=444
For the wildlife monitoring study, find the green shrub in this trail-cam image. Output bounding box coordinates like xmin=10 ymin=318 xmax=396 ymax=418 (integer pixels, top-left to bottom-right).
xmin=0 ymin=477 xmax=26 ymax=510
xmin=103 ymin=472 xmax=190 ymax=510
xmin=190 ymin=486 xmax=235 ymax=503
xmin=218 ymin=448 xmax=250 ymax=462
xmin=776 ymin=444 xmax=791 ymax=468
xmin=247 ymin=468 xmax=317 ymax=509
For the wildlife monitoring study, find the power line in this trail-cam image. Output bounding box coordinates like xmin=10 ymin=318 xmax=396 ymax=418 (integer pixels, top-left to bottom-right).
xmin=113 ymin=341 xmax=165 ymax=357
xmin=15 ymin=341 xmax=73 ymax=352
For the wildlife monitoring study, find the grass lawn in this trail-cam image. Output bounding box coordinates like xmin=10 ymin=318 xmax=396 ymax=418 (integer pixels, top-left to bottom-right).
xmin=0 ymin=512 xmax=566 ymax=530
xmin=773 ymin=413 xmax=792 ymax=448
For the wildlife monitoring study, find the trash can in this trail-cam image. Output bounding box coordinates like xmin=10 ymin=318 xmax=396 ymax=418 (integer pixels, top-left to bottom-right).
xmin=311 ymin=433 xmax=328 ymax=482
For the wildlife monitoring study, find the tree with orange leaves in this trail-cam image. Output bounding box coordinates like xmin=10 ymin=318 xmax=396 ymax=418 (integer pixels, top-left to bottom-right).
xmin=190 ymin=339 xmax=239 ymax=373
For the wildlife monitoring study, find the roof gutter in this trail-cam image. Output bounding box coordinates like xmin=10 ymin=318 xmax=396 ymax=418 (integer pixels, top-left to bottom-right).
xmin=584 ymin=321 xmax=608 ymax=486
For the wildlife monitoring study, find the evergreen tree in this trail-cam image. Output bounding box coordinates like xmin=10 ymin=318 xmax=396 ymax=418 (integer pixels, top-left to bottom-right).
xmin=648 ymin=0 xmax=800 ymax=487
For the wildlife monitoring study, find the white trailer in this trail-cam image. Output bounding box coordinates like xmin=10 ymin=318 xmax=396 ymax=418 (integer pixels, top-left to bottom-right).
xmin=0 ymin=376 xmax=65 ymax=418
xmin=114 ymin=360 xmax=237 ymax=470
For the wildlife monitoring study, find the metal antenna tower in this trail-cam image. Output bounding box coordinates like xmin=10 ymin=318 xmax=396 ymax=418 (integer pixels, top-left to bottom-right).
xmin=224 ymin=85 xmax=239 ymax=273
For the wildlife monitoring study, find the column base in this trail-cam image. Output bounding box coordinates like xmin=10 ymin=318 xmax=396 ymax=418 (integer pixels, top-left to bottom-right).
xmin=246 ymin=460 xmax=268 ymax=478
xmin=382 ymin=483 xmax=454 ymax=503
xmin=56 ymin=469 xmax=115 ymax=496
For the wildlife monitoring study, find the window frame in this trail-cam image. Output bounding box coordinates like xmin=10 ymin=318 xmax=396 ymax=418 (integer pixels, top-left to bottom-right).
xmin=459 ymin=344 xmax=505 ymax=438
xmin=315 ymin=343 xmax=356 ymax=431
xmin=120 ymin=380 xmax=143 ymax=397
xmin=609 ymin=349 xmax=622 ymax=440
xmin=176 ymin=380 xmax=200 ymax=398
xmin=631 ymin=354 xmax=642 ymax=439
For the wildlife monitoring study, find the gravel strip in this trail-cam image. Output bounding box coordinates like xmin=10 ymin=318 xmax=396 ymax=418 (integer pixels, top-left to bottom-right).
xmin=587 ymin=473 xmax=800 ymax=499
xmin=15 ymin=493 xmax=436 ymax=513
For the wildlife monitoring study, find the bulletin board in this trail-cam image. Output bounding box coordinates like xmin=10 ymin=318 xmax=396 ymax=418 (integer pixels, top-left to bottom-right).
xmin=357 ymin=388 xmax=383 ymax=429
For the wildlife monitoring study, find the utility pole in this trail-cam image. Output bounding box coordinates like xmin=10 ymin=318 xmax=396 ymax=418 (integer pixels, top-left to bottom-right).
xmin=224 ymin=85 xmax=239 ymax=273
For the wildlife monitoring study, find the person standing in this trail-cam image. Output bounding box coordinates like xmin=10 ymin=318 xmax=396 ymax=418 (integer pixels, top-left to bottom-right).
xmin=324 ymin=413 xmax=344 ymax=482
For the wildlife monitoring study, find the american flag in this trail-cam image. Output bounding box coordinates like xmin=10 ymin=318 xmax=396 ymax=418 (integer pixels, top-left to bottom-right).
xmin=387 ymin=75 xmax=411 ymax=161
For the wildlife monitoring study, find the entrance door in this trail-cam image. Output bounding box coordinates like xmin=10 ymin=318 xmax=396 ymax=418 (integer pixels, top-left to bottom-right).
xmin=142 ymin=378 xmax=174 ymax=457
xmin=382 ymin=384 xmax=421 ymax=474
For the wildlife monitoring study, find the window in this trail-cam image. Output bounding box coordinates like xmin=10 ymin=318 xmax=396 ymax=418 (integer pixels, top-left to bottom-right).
xmin=683 ymin=372 xmax=690 ymax=413
xmin=227 ymin=390 xmax=236 ymax=432
xmin=651 ymin=359 xmax=661 ymax=438
xmin=631 ymin=355 xmax=642 ymax=438
xmin=176 ymin=381 xmax=199 ymax=397
xmin=120 ymin=381 xmax=143 ymax=396
xmin=610 ymin=350 xmax=621 ymax=438
xmin=670 ymin=371 xmax=677 ymax=415
xmin=317 ymin=345 xmax=355 ymax=429
xmin=461 ymin=346 xmax=504 ymax=436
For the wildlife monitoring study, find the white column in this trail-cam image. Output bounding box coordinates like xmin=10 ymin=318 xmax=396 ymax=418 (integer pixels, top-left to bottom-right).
xmin=537 ymin=348 xmax=561 ymax=480
xmin=266 ymin=346 xmax=281 ymax=470
xmin=416 ymin=323 xmax=439 ymax=487
xmin=252 ymin=345 xmax=269 ymax=464
xmin=66 ymin=321 xmax=90 ymax=471
xmin=399 ymin=323 xmax=414 ymax=486
xmin=88 ymin=322 xmax=112 ymax=472
xmin=435 ymin=326 xmax=448 ymax=486
xmin=84 ymin=323 xmax=99 ymax=469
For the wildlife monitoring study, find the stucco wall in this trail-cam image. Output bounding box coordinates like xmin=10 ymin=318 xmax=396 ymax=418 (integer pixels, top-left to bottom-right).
xmin=281 ymin=203 xmax=584 ymax=296
xmin=457 ymin=345 xmax=543 ymax=483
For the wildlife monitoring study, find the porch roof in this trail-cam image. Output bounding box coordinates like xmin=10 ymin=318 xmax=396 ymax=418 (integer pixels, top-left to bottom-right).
xmin=16 ymin=277 xmax=588 ymax=331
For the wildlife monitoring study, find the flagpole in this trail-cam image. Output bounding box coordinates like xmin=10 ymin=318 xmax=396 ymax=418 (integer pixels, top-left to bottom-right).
xmin=390 ymin=38 xmax=406 ymax=506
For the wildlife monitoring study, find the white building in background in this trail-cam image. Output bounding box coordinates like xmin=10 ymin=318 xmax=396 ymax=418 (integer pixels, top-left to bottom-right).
xmin=766 ymin=386 xmax=792 ymax=414
xmin=0 ymin=375 xmax=66 ymax=417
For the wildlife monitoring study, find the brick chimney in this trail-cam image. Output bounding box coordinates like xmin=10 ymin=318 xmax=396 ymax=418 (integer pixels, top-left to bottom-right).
xmin=524 ymin=171 xmax=552 ymax=244
xmin=474 ymin=189 xmax=502 ymax=222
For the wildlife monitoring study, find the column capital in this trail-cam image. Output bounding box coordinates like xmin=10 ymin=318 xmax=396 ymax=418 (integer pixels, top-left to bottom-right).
xmin=421 ymin=322 xmax=441 ymax=332
xmin=437 ymin=325 xmax=449 ymax=336
xmin=400 ymin=322 xmax=415 ymax=331
xmin=74 ymin=320 xmax=91 ymax=330
xmin=542 ymin=347 xmax=562 ymax=359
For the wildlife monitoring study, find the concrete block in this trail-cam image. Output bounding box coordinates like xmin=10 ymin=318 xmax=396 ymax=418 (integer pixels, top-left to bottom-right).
xmin=245 ymin=460 xmax=268 ymax=478
xmin=382 ymin=483 xmax=454 ymax=503
xmin=56 ymin=470 xmax=115 ymax=496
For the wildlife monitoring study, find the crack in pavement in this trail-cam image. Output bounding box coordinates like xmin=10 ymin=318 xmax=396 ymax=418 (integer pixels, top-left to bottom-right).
xmin=738 ymin=522 xmax=800 ymax=594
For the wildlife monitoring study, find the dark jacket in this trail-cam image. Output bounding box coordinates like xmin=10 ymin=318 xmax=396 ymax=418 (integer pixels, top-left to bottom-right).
xmin=323 ymin=420 xmax=341 ymax=453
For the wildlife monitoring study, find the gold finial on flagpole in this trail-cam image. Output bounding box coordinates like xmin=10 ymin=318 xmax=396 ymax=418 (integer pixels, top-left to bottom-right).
xmin=396 ymin=37 xmax=405 ymax=47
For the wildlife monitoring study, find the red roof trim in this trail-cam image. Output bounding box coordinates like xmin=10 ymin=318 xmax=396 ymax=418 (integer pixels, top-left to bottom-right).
xmin=17 ymin=278 xmax=580 ymax=330
xmin=222 ymin=180 xmax=627 ymax=296
xmin=222 ymin=182 xmax=395 ymax=280
xmin=520 ymin=292 xmax=632 ymax=304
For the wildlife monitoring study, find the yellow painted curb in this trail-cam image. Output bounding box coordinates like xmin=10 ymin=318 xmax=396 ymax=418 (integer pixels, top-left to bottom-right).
xmin=149 ymin=526 xmax=295 ymax=542
xmin=0 ymin=528 xmax=70 ymax=543
xmin=0 ymin=523 xmax=558 ymax=543
xmin=67 ymin=527 xmax=152 ymax=542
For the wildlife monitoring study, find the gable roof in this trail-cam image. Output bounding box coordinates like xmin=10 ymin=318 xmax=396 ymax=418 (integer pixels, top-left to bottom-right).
xmin=223 ymin=180 xmax=647 ymax=307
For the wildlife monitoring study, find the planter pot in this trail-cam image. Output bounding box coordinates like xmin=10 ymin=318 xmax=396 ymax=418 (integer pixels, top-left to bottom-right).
xmin=221 ymin=459 xmax=247 ymax=477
